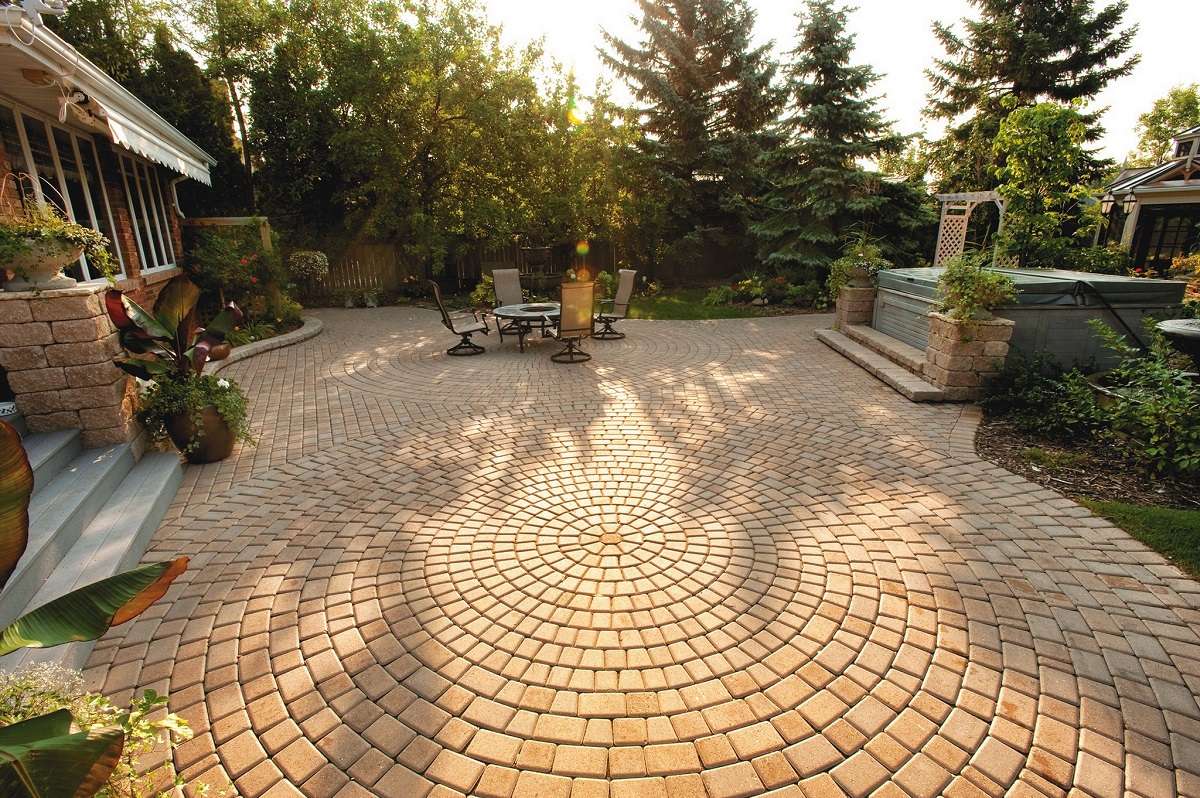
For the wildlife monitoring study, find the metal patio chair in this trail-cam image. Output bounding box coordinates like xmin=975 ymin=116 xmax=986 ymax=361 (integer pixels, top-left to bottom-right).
xmin=545 ymin=280 xmax=595 ymax=363
xmin=492 ymin=268 xmax=524 ymax=342
xmin=428 ymin=281 xmax=489 ymax=356
xmin=595 ymin=269 xmax=637 ymax=340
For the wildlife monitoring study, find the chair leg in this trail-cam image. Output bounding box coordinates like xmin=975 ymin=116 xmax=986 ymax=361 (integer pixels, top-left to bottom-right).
xmin=593 ymin=318 xmax=624 ymax=340
xmin=447 ymin=333 xmax=485 ymax=356
xmin=551 ymin=337 xmax=591 ymax=363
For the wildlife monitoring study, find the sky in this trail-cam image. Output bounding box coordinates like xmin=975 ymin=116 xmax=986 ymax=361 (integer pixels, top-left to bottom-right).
xmin=484 ymin=0 xmax=1199 ymax=165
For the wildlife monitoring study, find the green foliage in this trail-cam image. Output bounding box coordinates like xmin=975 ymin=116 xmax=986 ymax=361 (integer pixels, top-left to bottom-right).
xmin=925 ymin=0 xmax=1136 ymax=190
xmin=0 ymin=204 xmax=115 ymax=281
xmin=287 ymin=250 xmax=329 ymax=282
xmin=0 ymin=666 xmax=194 ymax=798
xmin=1080 ymin=500 xmax=1200 ymax=578
xmin=594 ymin=270 xmax=617 ymax=301
xmin=753 ymin=0 xmax=903 ymax=282
xmin=982 ymin=354 xmax=1104 ymax=439
xmin=936 ymin=252 xmax=1016 ymax=320
xmin=186 ymin=229 xmax=285 ymax=314
xmin=137 ymin=374 xmax=252 ymax=454
xmin=469 ymin=275 xmax=495 ymax=308
xmin=1067 ymin=243 xmax=1132 ymax=275
xmin=703 ymin=275 xmax=824 ymax=308
xmin=826 ymin=237 xmax=892 ymax=296
xmin=1129 ymin=84 xmax=1200 ymax=167
xmin=703 ymin=285 xmax=737 ymax=307
xmin=993 ymin=103 xmax=1092 ymax=268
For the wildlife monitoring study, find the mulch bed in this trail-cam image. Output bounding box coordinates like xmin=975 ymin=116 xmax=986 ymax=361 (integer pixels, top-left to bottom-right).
xmin=975 ymin=417 xmax=1200 ymax=510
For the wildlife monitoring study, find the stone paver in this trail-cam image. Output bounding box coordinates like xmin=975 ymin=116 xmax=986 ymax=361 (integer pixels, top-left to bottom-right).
xmin=85 ymin=308 xmax=1200 ymax=797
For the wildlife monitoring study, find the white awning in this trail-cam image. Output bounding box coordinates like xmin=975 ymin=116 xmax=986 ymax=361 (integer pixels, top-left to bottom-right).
xmin=105 ymin=109 xmax=212 ymax=185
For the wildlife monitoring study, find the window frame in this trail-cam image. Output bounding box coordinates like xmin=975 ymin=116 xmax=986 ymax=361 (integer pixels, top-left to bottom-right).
xmin=0 ymin=96 xmax=127 ymax=281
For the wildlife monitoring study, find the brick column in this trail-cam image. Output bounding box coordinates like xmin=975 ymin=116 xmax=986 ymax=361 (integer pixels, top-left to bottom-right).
xmin=923 ymin=312 xmax=1015 ymax=401
xmin=834 ymin=286 xmax=876 ymax=330
xmin=0 ymin=285 xmax=138 ymax=448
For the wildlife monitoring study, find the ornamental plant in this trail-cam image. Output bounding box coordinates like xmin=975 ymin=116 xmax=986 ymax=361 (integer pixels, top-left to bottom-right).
xmin=936 ymin=251 xmax=1016 ymax=320
xmin=826 ymin=236 xmax=892 ymax=296
xmin=0 ymin=203 xmax=114 ymax=280
xmin=0 ymin=420 xmax=188 ymax=797
xmin=287 ymin=249 xmax=329 ymax=282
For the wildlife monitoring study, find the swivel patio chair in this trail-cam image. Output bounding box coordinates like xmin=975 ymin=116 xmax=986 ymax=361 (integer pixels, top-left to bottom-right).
xmin=545 ymin=280 xmax=595 ymax=364
xmin=428 ymin=281 xmax=489 ymax=356
xmin=595 ymin=269 xmax=637 ymax=340
xmin=492 ymin=268 xmax=524 ymax=342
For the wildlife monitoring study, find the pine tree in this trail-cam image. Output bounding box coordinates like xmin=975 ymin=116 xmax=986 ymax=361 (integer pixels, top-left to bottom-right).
xmin=926 ymin=0 xmax=1138 ymax=190
xmin=752 ymin=0 xmax=904 ymax=281
xmin=601 ymin=0 xmax=783 ymax=270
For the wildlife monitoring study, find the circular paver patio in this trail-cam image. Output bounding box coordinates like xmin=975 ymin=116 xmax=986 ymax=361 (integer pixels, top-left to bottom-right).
xmin=87 ymin=309 xmax=1200 ymax=798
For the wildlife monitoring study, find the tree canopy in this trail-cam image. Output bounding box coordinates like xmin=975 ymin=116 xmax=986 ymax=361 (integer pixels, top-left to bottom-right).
xmin=1129 ymin=85 xmax=1200 ymax=167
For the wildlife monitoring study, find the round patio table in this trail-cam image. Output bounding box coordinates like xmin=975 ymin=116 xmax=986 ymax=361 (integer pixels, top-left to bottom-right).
xmin=493 ymin=302 xmax=561 ymax=352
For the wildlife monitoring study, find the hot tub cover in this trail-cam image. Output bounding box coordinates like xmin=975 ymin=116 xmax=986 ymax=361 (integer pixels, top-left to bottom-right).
xmin=877 ymin=267 xmax=1185 ymax=306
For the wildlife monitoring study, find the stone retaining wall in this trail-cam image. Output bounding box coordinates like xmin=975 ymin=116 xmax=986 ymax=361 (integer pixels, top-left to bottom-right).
xmin=834 ymin=285 xmax=876 ymax=329
xmin=922 ymin=311 xmax=1014 ymax=401
xmin=0 ymin=284 xmax=137 ymax=448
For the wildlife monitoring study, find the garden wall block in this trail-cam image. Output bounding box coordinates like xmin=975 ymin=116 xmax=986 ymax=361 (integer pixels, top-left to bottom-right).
xmin=0 ymin=284 xmax=140 ymax=449
xmin=922 ymin=312 xmax=1014 ymax=401
xmin=835 ymin=286 xmax=876 ymax=329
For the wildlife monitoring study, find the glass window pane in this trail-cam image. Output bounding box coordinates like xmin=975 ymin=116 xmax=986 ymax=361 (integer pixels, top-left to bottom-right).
xmin=0 ymin=105 xmax=36 ymax=208
xmin=134 ymin=160 xmax=165 ymax=267
xmin=77 ymin=140 xmax=123 ymax=275
xmin=121 ymin=155 xmax=156 ymax=269
xmin=21 ymin=115 xmax=66 ymax=213
xmin=151 ymin=167 xmax=175 ymax=263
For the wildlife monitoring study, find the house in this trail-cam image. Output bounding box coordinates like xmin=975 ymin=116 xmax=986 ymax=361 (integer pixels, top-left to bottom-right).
xmin=0 ymin=1 xmax=215 ymax=305
xmin=1102 ymin=126 xmax=1200 ymax=273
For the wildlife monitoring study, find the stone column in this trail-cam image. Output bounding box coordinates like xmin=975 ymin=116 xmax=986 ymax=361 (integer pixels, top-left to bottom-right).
xmin=834 ymin=285 xmax=876 ymax=330
xmin=0 ymin=285 xmax=138 ymax=448
xmin=922 ymin=311 xmax=1015 ymax=401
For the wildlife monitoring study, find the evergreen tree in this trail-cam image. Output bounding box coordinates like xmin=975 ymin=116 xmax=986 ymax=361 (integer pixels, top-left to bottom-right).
xmin=752 ymin=0 xmax=903 ymax=281
xmin=926 ymin=0 xmax=1138 ymax=191
xmin=601 ymin=0 xmax=783 ymax=273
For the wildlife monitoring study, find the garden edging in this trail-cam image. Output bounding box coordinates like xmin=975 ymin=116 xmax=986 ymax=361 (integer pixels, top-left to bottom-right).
xmin=204 ymin=316 xmax=324 ymax=375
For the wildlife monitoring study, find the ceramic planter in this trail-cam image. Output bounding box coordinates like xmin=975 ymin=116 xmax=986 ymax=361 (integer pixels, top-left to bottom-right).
xmin=4 ymin=238 xmax=82 ymax=291
xmin=166 ymin=405 xmax=235 ymax=464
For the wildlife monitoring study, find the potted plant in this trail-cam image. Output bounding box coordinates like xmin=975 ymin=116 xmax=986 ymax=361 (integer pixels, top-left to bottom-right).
xmin=106 ymin=276 xmax=252 ymax=463
xmin=827 ymin=236 xmax=891 ymax=295
xmin=1 ymin=203 xmax=114 ymax=291
xmin=935 ymin=251 xmax=1017 ymax=321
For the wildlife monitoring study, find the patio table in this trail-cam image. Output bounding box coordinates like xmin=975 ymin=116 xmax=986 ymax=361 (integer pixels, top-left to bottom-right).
xmin=493 ymin=302 xmax=561 ymax=352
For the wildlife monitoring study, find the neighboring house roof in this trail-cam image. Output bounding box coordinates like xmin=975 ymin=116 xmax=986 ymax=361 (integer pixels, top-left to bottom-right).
xmin=0 ymin=6 xmax=215 ymax=185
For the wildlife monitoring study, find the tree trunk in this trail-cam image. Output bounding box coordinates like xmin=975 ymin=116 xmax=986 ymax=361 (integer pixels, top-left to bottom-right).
xmin=226 ymin=76 xmax=256 ymax=212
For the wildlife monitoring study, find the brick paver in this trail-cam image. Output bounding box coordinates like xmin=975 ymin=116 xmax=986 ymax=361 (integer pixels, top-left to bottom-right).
xmin=86 ymin=308 xmax=1200 ymax=797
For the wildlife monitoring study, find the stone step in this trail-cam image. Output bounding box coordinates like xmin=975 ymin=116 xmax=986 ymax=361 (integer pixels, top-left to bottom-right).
xmin=841 ymin=324 xmax=927 ymax=376
xmin=0 ymin=404 xmax=26 ymax=437
xmin=23 ymin=429 xmax=83 ymax=495
xmin=1 ymin=451 xmax=183 ymax=671
xmin=817 ymin=328 xmax=948 ymax=402
xmin=0 ymin=443 xmax=135 ymax=630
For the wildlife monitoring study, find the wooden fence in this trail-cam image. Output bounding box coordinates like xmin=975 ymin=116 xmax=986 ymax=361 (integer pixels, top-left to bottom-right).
xmin=320 ymin=243 xmax=421 ymax=294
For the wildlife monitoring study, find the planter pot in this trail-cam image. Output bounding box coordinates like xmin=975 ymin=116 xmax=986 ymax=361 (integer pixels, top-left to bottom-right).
xmin=4 ymin=238 xmax=82 ymax=291
xmin=166 ymin=405 xmax=235 ymax=464
xmin=1156 ymin=318 xmax=1200 ymax=373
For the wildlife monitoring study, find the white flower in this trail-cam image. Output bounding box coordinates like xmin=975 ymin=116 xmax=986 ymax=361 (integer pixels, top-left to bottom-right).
xmin=135 ymin=377 xmax=156 ymax=396
xmin=217 ymin=378 xmax=231 ymax=389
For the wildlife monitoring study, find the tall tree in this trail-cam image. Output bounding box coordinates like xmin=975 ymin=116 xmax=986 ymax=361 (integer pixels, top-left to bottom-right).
xmin=752 ymin=0 xmax=904 ymax=281
xmin=601 ymin=0 xmax=783 ymax=273
xmin=1129 ymin=85 xmax=1200 ymax=167
xmin=926 ymin=0 xmax=1138 ymax=190
xmin=45 ymin=0 xmax=164 ymax=85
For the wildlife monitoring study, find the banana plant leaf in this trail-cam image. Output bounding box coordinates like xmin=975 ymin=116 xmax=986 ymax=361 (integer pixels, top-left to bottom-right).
xmin=0 ymin=558 xmax=188 ymax=656
xmin=0 ymin=709 xmax=124 ymax=798
xmin=152 ymin=276 xmax=199 ymax=335
xmin=0 ymin=420 xmax=34 ymax=591
xmin=106 ymin=291 xmax=170 ymax=341
xmin=112 ymin=358 xmax=170 ymax=381
xmin=118 ymin=329 xmax=157 ymax=355
xmin=204 ymin=303 xmax=244 ymax=338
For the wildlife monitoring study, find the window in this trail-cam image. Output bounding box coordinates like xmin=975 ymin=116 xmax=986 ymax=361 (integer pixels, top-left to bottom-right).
xmin=0 ymin=99 xmax=125 ymax=280
xmin=1133 ymin=204 xmax=1200 ymax=275
xmin=119 ymin=154 xmax=177 ymax=273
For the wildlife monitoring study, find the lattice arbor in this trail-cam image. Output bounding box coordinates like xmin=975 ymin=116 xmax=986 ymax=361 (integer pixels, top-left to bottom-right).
xmin=933 ymin=191 xmax=1014 ymax=266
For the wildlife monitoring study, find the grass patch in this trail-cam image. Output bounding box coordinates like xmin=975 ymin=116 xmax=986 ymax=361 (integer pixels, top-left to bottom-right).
xmin=1019 ymin=446 xmax=1088 ymax=469
xmin=627 ymin=288 xmax=768 ymax=320
xmin=1080 ymin=498 xmax=1200 ymax=578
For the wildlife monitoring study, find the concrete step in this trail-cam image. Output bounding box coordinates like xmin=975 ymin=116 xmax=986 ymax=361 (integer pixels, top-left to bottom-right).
xmin=0 ymin=404 xmax=26 ymax=437
xmin=0 ymin=443 xmax=135 ymax=630
xmin=23 ymin=429 xmax=83 ymax=495
xmin=842 ymin=324 xmax=927 ymax=376
xmin=1 ymin=452 xmax=183 ymax=671
xmin=817 ymin=328 xmax=949 ymax=402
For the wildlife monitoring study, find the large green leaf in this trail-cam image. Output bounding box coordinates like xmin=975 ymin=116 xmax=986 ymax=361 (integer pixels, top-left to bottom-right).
xmin=204 ymin=303 xmax=244 ymax=339
xmin=0 ymin=558 xmax=188 ymax=656
xmin=0 ymin=709 xmax=124 ymax=798
xmin=152 ymin=276 xmax=199 ymax=335
xmin=0 ymin=420 xmax=33 ymax=592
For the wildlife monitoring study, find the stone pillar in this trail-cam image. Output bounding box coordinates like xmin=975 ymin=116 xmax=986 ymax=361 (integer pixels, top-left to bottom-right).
xmin=0 ymin=284 xmax=138 ymax=448
xmin=922 ymin=311 xmax=1015 ymax=401
xmin=834 ymin=285 xmax=876 ymax=330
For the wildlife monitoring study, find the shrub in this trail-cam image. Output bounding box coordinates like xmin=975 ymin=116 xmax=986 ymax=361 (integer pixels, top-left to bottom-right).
xmin=287 ymin=249 xmax=329 ymax=282
xmin=640 ymin=276 xmax=663 ymax=297
xmin=937 ymin=251 xmax=1017 ymax=320
xmin=1068 ymin=243 xmax=1131 ymax=275
xmin=827 ymin=237 xmax=892 ymax=296
xmin=594 ymin=269 xmax=617 ymax=300
xmin=470 ymin=274 xmax=494 ymax=307
xmin=982 ymin=354 xmax=1104 ymax=439
xmin=785 ymin=281 xmax=823 ymax=307
xmin=0 ymin=664 xmax=194 ymax=797
xmin=703 ymin=285 xmax=736 ymax=306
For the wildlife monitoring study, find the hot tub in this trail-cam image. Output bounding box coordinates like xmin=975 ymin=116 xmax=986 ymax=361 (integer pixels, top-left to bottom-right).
xmin=873 ymin=267 xmax=1186 ymax=369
